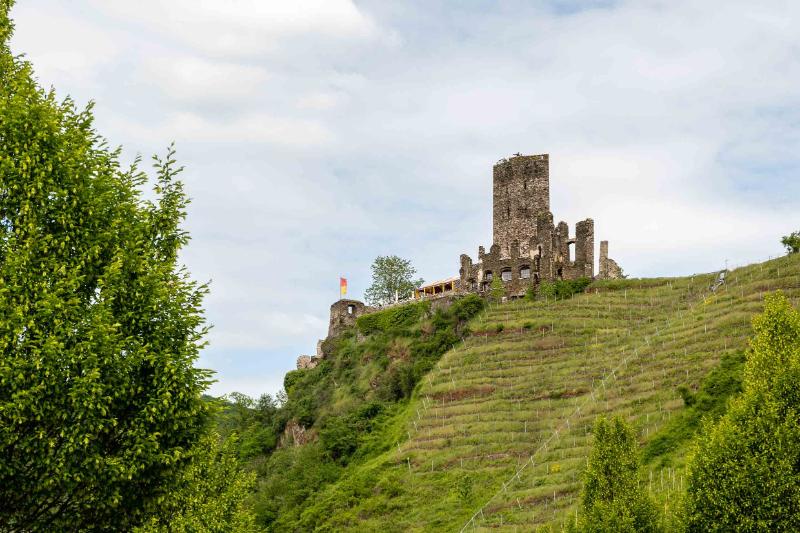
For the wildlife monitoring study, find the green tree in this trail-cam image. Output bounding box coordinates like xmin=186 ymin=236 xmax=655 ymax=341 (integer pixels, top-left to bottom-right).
xmin=781 ymin=230 xmax=800 ymax=254
xmin=364 ymin=255 xmax=423 ymax=306
xmin=576 ymin=416 xmax=661 ymax=532
xmin=489 ymin=275 xmax=505 ymax=302
xmin=134 ymin=433 xmax=258 ymax=533
xmin=0 ymin=4 xmax=225 ymax=529
xmin=683 ymin=292 xmax=800 ymax=531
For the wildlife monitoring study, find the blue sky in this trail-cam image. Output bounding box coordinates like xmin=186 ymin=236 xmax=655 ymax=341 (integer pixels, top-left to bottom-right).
xmin=10 ymin=0 xmax=800 ymax=398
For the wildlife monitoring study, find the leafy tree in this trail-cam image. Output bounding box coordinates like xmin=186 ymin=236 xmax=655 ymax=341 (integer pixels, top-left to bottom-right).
xmin=0 ymin=4 xmax=227 ymax=529
xmin=782 ymin=230 xmax=800 ymax=254
xmin=364 ymin=255 xmax=423 ymax=306
xmin=539 ymin=280 xmax=556 ymax=300
xmin=575 ymin=416 xmax=661 ymax=532
xmin=683 ymin=292 xmax=800 ymax=531
xmin=489 ymin=275 xmax=505 ymax=302
xmin=134 ymin=433 xmax=258 ymax=533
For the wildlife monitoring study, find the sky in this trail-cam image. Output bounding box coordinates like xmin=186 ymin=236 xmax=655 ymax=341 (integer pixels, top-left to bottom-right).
xmin=10 ymin=0 xmax=800 ymax=398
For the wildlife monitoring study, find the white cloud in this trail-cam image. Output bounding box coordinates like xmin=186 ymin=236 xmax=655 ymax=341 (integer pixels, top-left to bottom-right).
xmin=91 ymin=0 xmax=382 ymax=56
xmin=296 ymin=92 xmax=343 ymax=111
xmin=140 ymin=56 xmax=270 ymax=104
xmin=10 ymin=3 xmax=120 ymax=88
xmin=108 ymin=111 xmax=333 ymax=147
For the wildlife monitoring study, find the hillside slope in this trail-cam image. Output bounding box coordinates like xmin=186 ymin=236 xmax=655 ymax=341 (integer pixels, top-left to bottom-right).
xmin=297 ymin=254 xmax=800 ymax=531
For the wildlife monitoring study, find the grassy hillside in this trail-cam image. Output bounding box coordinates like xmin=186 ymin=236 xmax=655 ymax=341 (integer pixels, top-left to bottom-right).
xmin=295 ymin=253 xmax=800 ymax=531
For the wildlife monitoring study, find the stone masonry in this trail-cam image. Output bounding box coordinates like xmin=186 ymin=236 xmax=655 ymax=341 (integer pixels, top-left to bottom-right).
xmin=598 ymin=240 xmax=624 ymax=279
xmin=459 ymin=153 xmax=621 ymax=299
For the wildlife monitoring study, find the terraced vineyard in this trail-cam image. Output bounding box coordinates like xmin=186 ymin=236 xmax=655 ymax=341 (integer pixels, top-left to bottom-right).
xmin=303 ymin=254 xmax=800 ymax=532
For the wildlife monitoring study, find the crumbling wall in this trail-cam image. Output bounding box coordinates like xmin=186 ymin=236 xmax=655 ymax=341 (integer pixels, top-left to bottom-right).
xmin=575 ymin=218 xmax=594 ymax=278
xmin=328 ymin=299 xmax=373 ymax=337
xmin=598 ymin=240 xmax=623 ymax=279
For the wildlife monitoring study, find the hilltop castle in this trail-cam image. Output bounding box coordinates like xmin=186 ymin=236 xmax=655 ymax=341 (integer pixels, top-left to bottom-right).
xmin=417 ymin=153 xmax=622 ymax=300
xmin=298 ymin=153 xmax=622 ymax=369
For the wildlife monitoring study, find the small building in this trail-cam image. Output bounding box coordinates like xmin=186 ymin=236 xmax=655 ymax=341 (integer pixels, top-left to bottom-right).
xmin=415 ymin=276 xmax=460 ymax=299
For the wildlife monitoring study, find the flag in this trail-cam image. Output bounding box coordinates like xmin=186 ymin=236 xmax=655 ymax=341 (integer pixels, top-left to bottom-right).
xmin=340 ymin=277 xmax=347 ymax=297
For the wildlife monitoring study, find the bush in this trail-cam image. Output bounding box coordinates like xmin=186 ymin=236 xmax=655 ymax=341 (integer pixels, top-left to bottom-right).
xmin=356 ymin=301 xmax=429 ymax=335
xmin=683 ymin=292 xmax=800 ymax=531
xmin=450 ymin=294 xmax=485 ymax=322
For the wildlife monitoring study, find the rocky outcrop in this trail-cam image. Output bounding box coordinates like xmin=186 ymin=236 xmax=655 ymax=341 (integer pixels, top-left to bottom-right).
xmin=279 ymin=419 xmax=314 ymax=447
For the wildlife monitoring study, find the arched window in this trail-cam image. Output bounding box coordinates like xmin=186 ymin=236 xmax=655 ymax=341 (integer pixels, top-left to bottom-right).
xmin=520 ymin=265 xmax=531 ymax=279
xmin=501 ymin=268 xmax=512 ymax=282
xmin=484 ymin=271 xmax=493 ymax=281
xmin=468 ymin=278 xmax=477 ymax=290
xmin=557 ymin=267 xmax=563 ymax=280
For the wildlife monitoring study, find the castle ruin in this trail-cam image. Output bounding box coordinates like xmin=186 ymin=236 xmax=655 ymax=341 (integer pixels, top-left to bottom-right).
xmin=298 ymin=152 xmax=622 ymax=369
xmin=457 ymin=153 xmax=621 ymax=299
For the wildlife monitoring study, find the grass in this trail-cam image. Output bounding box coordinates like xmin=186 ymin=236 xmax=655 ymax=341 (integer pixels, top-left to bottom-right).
xmin=294 ymin=254 xmax=800 ymax=531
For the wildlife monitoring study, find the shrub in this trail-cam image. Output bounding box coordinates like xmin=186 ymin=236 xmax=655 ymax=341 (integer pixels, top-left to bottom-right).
xmin=356 ymin=301 xmax=429 ymax=335
xmin=450 ymin=294 xmax=485 ymax=322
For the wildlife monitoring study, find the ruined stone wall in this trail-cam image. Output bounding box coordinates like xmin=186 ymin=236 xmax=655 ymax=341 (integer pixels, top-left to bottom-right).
xmin=575 ymin=218 xmax=594 ymax=278
xmin=328 ymin=299 xmax=374 ymax=337
xmin=492 ymin=154 xmax=549 ymax=258
xmin=598 ymin=240 xmax=623 ymax=279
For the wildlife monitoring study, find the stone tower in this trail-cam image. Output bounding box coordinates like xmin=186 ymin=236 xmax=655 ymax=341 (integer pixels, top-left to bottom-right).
xmin=492 ymin=154 xmax=550 ymax=258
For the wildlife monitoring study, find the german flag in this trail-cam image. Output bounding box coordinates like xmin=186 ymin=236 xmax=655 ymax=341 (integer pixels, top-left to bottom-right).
xmin=340 ymin=277 xmax=347 ymax=297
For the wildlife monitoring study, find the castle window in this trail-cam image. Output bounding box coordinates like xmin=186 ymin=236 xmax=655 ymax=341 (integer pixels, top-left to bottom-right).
xmin=468 ymin=278 xmax=477 ymax=290
xmin=523 ymin=179 xmax=527 ymax=190
xmin=520 ymin=266 xmax=531 ymax=279
xmin=568 ymin=242 xmax=575 ymax=263
xmin=501 ymin=269 xmax=512 ymax=282
xmin=557 ymin=267 xmax=563 ymax=280
xmin=484 ymin=271 xmax=493 ymax=281
xmin=506 ymin=205 xmax=510 ymax=219
xmin=347 ymin=305 xmax=355 ymax=314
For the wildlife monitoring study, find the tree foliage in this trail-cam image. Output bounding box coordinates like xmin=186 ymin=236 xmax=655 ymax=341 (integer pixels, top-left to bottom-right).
xmin=363 ymin=255 xmax=423 ymax=306
xmin=683 ymin=292 xmax=800 ymax=531
xmin=134 ymin=433 xmax=258 ymax=533
xmin=575 ymin=416 xmax=661 ymax=532
xmin=782 ymin=230 xmax=800 ymax=255
xmin=0 ymin=4 xmax=241 ymax=529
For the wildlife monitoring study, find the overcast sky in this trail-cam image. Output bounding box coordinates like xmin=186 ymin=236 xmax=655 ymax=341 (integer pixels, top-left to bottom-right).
xmin=11 ymin=1 xmax=800 ymax=398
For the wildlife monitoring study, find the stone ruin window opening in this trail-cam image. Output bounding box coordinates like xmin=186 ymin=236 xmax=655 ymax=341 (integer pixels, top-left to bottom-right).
xmin=557 ymin=266 xmax=563 ymax=280
xmin=347 ymin=304 xmax=355 ymax=315
xmin=506 ymin=205 xmax=511 ymax=219
xmin=501 ymin=268 xmax=512 ymax=282
xmin=520 ymin=265 xmax=531 ymax=279
xmin=568 ymin=241 xmax=575 ymax=263
xmin=469 ymin=278 xmax=477 ymax=291
xmin=485 ymin=271 xmax=493 ymax=281
xmin=523 ymin=178 xmax=527 ymax=190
